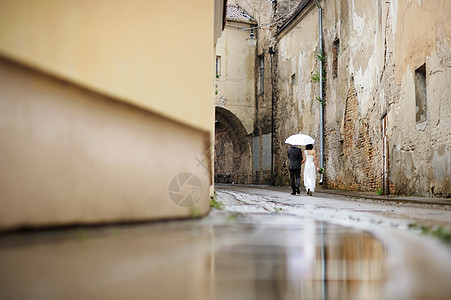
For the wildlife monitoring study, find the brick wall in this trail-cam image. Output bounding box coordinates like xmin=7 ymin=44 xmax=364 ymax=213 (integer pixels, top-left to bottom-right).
xmin=325 ymin=78 xmax=382 ymax=192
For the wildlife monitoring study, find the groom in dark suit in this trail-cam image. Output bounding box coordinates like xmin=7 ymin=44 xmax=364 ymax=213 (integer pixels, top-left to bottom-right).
xmin=287 ymin=145 xmax=303 ymax=195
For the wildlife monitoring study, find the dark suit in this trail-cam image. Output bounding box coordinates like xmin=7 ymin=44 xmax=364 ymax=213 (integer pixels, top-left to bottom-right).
xmin=287 ymin=146 xmax=303 ymax=194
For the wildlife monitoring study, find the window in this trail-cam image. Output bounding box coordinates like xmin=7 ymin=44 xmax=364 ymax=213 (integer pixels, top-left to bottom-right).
xmin=291 ymin=74 xmax=296 ymax=101
xmin=258 ymin=55 xmax=264 ymax=95
xmin=338 ymin=139 xmax=344 ymax=156
xmin=332 ymin=39 xmax=340 ymax=78
xmin=216 ymin=56 xmax=221 ymax=78
xmin=415 ymin=63 xmax=427 ymax=129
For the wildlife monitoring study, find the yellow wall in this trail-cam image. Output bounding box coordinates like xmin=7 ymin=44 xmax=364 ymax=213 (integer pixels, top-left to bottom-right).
xmin=0 ymin=0 xmax=215 ymax=132
xmin=215 ymin=21 xmax=256 ymax=134
xmin=0 ymin=57 xmax=212 ymax=229
xmin=0 ymin=0 xmax=223 ymax=229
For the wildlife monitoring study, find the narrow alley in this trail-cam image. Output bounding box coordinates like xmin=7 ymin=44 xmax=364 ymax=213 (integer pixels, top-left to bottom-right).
xmin=1 ymin=185 xmax=450 ymax=300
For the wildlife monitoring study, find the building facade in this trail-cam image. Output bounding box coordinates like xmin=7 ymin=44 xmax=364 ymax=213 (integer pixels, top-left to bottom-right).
xmin=215 ymin=1 xmax=302 ymax=185
xmin=214 ymin=4 xmax=256 ymax=184
xmin=0 ymin=0 xmax=225 ymax=229
xmin=230 ymin=0 xmax=450 ymax=197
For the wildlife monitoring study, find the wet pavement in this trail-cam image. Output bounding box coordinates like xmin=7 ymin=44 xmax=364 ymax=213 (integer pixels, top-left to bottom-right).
xmin=1 ymin=185 xmax=451 ymax=299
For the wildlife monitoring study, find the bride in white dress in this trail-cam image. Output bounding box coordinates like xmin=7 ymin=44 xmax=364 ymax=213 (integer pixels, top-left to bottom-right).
xmin=301 ymin=144 xmax=319 ymax=196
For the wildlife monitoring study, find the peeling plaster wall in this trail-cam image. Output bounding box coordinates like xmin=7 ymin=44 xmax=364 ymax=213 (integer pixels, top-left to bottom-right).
xmin=322 ymin=0 xmax=385 ymax=193
xmin=347 ymin=0 xmax=380 ymax=117
xmin=230 ymin=0 xmax=450 ymax=196
xmin=274 ymin=3 xmax=320 ymax=184
xmin=274 ymin=0 xmax=385 ymax=190
xmin=273 ymin=0 xmax=450 ymax=197
xmin=389 ymin=0 xmax=451 ymax=196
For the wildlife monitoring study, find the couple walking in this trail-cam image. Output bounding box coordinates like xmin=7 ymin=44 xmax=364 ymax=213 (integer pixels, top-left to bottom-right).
xmin=287 ymin=144 xmax=319 ymax=196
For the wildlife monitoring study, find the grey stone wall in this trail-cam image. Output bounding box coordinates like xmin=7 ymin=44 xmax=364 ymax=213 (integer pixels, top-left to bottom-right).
xmin=234 ymin=0 xmax=450 ymax=196
xmin=269 ymin=0 xmax=450 ymax=196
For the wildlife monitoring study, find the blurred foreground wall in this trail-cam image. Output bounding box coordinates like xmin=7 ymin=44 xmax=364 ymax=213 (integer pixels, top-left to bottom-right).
xmin=0 ymin=0 xmax=225 ymax=229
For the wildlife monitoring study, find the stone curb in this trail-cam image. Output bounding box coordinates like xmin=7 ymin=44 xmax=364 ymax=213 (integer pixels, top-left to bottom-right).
xmin=215 ymin=184 xmax=451 ymax=206
xmin=315 ymin=188 xmax=451 ymax=206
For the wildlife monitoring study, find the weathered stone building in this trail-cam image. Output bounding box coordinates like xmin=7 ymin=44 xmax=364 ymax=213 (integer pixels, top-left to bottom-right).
xmin=273 ymin=0 xmax=451 ymax=197
xmin=222 ymin=0 xmax=450 ymax=197
xmin=214 ymin=4 xmax=256 ymax=184
xmin=215 ymin=1 xmax=300 ymax=185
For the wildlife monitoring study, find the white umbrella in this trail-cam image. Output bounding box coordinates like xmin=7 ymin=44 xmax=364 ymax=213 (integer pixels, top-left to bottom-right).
xmin=285 ymin=134 xmax=315 ymax=146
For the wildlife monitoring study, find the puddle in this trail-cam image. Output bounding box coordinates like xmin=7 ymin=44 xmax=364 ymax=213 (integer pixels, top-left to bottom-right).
xmin=210 ymin=216 xmax=385 ymax=300
xmin=0 ymin=215 xmax=387 ymax=300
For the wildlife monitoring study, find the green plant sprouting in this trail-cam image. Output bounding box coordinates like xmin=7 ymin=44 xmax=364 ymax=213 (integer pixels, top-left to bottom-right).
xmin=408 ymin=223 xmax=451 ymax=244
xmin=227 ymin=212 xmax=241 ymax=222
xmin=311 ymin=71 xmax=320 ymax=83
xmin=274 ymin=206 xmax=283 ymax=212
xmin=210 ymin=194 xmax=224 ymax=210
xmin=312 ymin=50 xmax=326 ymax=105
xmin=316 ymin=50 xmax=325 ymax=63
xmin=316 ymin=96 xmax=325 ymax=106
xmin=189 ymin=206 xmax=201 ymax=219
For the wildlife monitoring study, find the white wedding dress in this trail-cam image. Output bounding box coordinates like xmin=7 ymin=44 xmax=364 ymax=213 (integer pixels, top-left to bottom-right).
xmin=303 ymin=150 xmax=316 ymax=194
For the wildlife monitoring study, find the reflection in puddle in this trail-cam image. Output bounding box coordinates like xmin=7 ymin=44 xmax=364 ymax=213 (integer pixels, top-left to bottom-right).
xmin=0 ymin=216 xmax=385 ymax=299
xmin=211 ymin=219 xmax=385 ymax=300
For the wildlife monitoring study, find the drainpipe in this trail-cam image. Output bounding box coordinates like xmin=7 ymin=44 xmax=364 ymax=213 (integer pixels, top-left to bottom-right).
xmin=313 ymin=0 xmax=324 ymax=185
xmin=269 ymin=47 xmax=275 ymax=185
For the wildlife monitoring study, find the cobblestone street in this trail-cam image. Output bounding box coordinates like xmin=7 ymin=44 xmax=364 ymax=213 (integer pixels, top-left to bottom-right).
xmin=1 ymin=185 xmax=450 ymax=299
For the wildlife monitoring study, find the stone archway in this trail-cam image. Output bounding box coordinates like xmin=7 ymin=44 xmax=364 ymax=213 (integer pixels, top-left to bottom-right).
xmin=215 ymin=107 xmax=251 ymax=184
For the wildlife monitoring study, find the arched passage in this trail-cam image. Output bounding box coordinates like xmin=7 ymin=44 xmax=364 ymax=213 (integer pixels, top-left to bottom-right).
xmin=215 ymin=107 xmax=251 ymax=184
